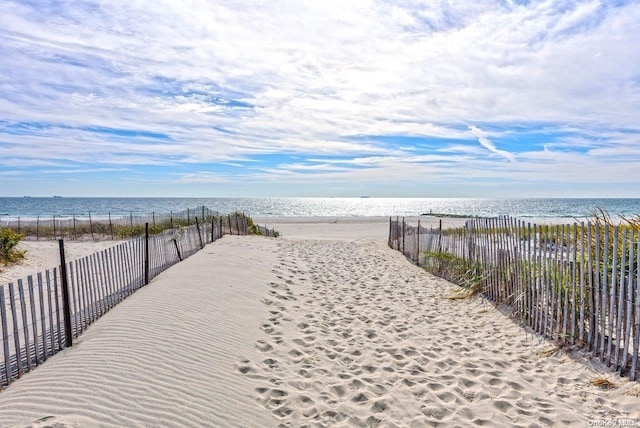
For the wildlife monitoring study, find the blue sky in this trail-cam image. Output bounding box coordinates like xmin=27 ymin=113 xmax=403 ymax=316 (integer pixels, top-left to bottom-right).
xmin=0 ymin=0 xmax=639 ymax=197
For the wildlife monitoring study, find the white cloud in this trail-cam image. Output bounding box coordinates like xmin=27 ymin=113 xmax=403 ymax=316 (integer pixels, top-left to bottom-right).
xmin=0 ymin=0 xmax=639 ymax=195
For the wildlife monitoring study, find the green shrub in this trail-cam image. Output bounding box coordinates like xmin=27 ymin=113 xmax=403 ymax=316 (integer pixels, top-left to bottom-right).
xmin=0 ymin=228 xmax=26 ymax=265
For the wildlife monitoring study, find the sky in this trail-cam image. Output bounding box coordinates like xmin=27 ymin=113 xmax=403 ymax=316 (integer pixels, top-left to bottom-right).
xmin=0 ymin=0 xmax=639 ymax=198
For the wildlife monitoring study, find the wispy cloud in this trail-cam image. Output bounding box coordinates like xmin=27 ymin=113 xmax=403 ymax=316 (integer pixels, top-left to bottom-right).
xmin=0 ymin=0 xmax=639 ymax=196
xmin=469 ymin=126 xmax=516 ymax=162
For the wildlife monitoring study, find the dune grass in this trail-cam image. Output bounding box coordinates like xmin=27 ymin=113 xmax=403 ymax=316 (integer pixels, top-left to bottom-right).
xmin=0 ymin=228 xmax=26 ymax=267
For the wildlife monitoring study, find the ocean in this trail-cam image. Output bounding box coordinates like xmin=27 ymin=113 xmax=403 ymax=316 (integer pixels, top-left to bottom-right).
xmin=1 ymin=197 xmax=639 ymax=221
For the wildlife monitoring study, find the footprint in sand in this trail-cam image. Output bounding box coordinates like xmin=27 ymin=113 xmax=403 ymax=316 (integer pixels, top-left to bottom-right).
xmin=255 ymin=340 xmax=273 ymax=352
xmin=236 ymin=359 xmax=256 ymax=374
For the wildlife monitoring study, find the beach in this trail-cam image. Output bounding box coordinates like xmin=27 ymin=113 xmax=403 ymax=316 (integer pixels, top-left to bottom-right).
xmin=0 ymin=241 xmax=119 ymax=287
xmin=0 ymin=217 xmax=639 ymax=427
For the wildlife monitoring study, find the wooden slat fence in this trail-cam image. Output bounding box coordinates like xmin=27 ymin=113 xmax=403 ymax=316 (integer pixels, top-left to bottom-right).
xmin=389 ymin=216 xmax=640 ymax=381
xmin=255 ymin=224 xmax=279 ymax=237
xmin=0 ymin=212 xmax=261 ymax=389
xmin=0 ymin=206 xmax=218 ymax=241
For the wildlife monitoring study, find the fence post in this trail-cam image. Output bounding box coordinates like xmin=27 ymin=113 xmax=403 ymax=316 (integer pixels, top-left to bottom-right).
xmin=402 ymin=217 xmax=405 ymax=255
xmin=53 ymin=215 xmax=56 ymax=239
xmin=58 ymin=239 xmax=73 ymax=348
xmin=89 ymin=212 xmax=94 ymax=241
xmin=195 ymin=217 xmax=204 ymax=249
xmin=109 ymin=213 xmax=114 ymax=240
xmin=17 ymin=217 xmax=20 ymax=234
xmin=144 ymin=223 xmax=150 ymax=285
xmin=211 ymin=216 xmax=215 ymax=242
xmin=187 ymin=208 xmax=190 ymax=226
xmin=244 ymin=214 xmax=248 ymax=235
xmin=37 ymin=216 xmax=40 ymax=241
xmin=173 ymin=239 xmax=182 ymax=261
xmin=417 ymin=219 xmax=421 ymax=266
xmin=0 ymin=286 xmax=11 ymax=386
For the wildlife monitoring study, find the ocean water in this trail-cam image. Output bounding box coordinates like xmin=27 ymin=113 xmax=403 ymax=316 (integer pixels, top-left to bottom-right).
xmin=1 ymin=197 xmax=639 ymax=220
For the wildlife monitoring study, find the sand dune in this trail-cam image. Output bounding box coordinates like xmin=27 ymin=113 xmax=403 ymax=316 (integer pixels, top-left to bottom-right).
xmin=1 ymin=217 xmax=639 ymax=427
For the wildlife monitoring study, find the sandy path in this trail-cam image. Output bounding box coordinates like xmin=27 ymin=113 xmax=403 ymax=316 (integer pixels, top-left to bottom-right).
xmin=1 ymin=217 xmax=639 ymax=427
xmin=238 ymin=236 xmax=640 ymax=427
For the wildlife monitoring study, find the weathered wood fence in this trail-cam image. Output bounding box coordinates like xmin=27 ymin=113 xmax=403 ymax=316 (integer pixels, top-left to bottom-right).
xmin=389 ymin=216 xmax=640 ymax=381
xmin=0 ymin=212 xmax=268 ymax=389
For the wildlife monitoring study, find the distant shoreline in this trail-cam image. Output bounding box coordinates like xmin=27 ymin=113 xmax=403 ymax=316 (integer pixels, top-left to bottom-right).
xmin=1 ymin=197 xmax=639 ymax=220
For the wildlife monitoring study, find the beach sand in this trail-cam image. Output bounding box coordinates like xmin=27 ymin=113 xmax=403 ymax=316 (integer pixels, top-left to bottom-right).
xmin=1 ymin=217 xmax=639 ymax=427
xmin=0 ymin=240 xmax=119 ymax=286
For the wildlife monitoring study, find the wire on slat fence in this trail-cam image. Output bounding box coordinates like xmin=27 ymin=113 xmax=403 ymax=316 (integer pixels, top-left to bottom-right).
xmin=389 ymin=216 xmax=640 ymax=382
xmin=0 ymin=210 xmax=277 ymax=389
xmin=0 ymin=206 xmax=220 ymax=241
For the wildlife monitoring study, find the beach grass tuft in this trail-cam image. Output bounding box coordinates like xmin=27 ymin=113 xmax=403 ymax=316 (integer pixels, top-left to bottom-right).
xmin=590 ymin=376 xmax=618 ymax=390
xmin=538 ymin=345 xmax=562 ymax=358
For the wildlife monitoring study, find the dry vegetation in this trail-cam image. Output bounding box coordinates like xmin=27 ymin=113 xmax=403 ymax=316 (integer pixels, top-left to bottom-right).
xmin=0 ymin=228 xmax=26 ymax=268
